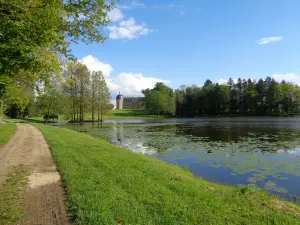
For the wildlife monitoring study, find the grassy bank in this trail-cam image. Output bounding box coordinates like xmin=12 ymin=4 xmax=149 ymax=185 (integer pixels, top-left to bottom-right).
xmin=0 ymin=122 xmax=16 ymax=147
xmin=105 ymin=109 xmax=164 ymax=119
xmin=31 ymin=123 xmax=300 ymax=225
xmin=28 ymin=109 xmax=163 ymax=123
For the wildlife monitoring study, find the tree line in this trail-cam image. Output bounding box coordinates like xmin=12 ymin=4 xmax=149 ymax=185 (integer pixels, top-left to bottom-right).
xmin=37 ymin=63 xmax=111 ymax=124
xmin=143 ymin=77 xmax=300 ymax=117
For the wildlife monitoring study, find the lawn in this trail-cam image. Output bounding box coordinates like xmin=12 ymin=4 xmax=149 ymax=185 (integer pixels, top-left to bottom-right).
xmin=28 ymin=109 xmax=163 ymax=123
xmin=32 ymin=123 xmax=300 ymax=225
xmin=105 ymin=109 xmax=164 ymax=119
xmin=0 ymin=121 xmax=16 ymax=147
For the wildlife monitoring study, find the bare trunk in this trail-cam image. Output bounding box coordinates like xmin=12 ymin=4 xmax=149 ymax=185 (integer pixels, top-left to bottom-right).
xmin=97 ymin=105 xmax=100 ymax=125
xmin=79 ymin=78 xmax=84 ymax=124
xmin=92 ymin=105 xmax=94 ymax=124
xmin=92 ymin=93 xmax=95 ymax=124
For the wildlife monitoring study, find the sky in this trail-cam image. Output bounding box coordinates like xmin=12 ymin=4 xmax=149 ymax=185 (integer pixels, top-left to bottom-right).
xmin=71 ymin=0 xmax=300 ymax=101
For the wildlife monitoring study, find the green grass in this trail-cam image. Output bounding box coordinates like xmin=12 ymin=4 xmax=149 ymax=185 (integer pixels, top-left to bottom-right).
xmin=104 ymin=109 xmax=164 ymax=119
xmin=31 ymin=123 xmax=300 ymax=225
xmin=0 ymin=166 xmax=29 ymax=225
xmin=0 ymin=121 xmax=16 ymax=147
xmin=27 ymin=109 xmax=163 ymax=123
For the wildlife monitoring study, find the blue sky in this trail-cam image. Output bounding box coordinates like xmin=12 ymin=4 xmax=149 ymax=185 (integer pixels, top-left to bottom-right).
xmin=72 ymin=0 xmax=300 ymax=98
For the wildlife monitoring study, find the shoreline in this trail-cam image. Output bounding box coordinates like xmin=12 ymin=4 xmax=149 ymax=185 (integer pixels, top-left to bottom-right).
xmin=31 ymin=122 xmax=300 ymax=224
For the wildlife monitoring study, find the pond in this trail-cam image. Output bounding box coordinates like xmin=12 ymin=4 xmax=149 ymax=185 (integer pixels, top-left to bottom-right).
xmin=61 ymin=118 xmax=300 ymax=201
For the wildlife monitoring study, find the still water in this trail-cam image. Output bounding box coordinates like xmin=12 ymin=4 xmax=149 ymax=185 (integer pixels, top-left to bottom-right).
xmin=62 ymin=118 xmax=300 ymax=200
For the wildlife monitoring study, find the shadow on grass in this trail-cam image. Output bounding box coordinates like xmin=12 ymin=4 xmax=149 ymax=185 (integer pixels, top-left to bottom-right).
xmin=24 ymin=119 xmax=45 ymax=123
xmin=111 ymin=109 xmax=158 ymax=118
xmin=25 ymin=119 xmax=62 ymax=124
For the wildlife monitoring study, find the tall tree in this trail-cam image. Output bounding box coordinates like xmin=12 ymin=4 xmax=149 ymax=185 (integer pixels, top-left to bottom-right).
xmin=93 ymin=71 xmax=110 ymax=124
xmin=143 ymin=83 xmax=176 ymax=115
xmin=90 ymin=71 xmax=97 ymax=124
xmin=37 ymin=87 xmax=61 ymax=122
xmin=1 ymin=0 xmax=116 ymax=117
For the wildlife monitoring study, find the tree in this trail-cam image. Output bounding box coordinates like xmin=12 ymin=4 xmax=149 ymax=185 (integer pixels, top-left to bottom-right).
xmin=204 ymin=79 xmax=212 ymax=87
xmin=37 ymin=84 xmax=64 ymax=123
xmin=280 ymin=82 xmax=295 ymax=115
xmin=1 ymin=0 xmax=116 ymax=117
xmin=265 ymin=79 xmax=281 ymax=114
xmin=143 ymin=83 xmax=176 ymax=115
xmin=76 ymin=64 xmax=90 ymax=123
xmin=227 ymin=78 xmax=234 ymax=90
xmin=62 ymin=62 xmax=90 ymax=123
xmin=2 ymin=80 xmax=34 ymax=118
xmin=90 ymin=71 xmax=97 ymax=124
xmin=0 ymin=0 xmax=115 ymax=79
xmin=93 ymin=71 xmax=111 ymax=124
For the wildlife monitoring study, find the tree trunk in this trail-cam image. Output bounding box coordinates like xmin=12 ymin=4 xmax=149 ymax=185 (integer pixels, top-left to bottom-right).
xmin=97 ymin=104 xmax=100 ymax=125
xmin=92 ymin=92 xmax=95 ymax=124
xmin=92 ymin=105 xmax=94 ymax=124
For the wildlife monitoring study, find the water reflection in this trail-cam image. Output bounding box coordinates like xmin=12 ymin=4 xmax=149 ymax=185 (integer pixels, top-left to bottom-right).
xmin=63 ymin=118 xmax=300 ymax=198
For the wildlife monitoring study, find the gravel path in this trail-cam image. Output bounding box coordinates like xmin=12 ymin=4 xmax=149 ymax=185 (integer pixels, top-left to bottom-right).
xmin=0 ymin=123 xmax=70 ymax=225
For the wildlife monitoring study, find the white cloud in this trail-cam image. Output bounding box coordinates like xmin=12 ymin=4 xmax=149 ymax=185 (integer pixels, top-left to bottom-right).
xmin=216 ymin=78 xmax=238 ymax=85
xmin=80 ymin=55 xmax=170 ymax=105
xmin=118 ymin=5 xmax=131 ymax=9
xmin=131 ymin=1 xmax=145 ymax=8
xmin=108 ymin=17 xmax=152 ymax=40
xmin=80 ymin=55 xmax=113 ymax=77
xmin=256 ymin=36 xmax=283 ymax=45
xmin=118 ymin=2 xmax=184 ymax=10
xmin=107 ymin=8 xmax=124 ymax=22
xmin=118 ymin=1 xmax=145 ymax=10
xmin=272 ymin=73 xmax=300 ymax=84
xmin=119 ymin=18 xmax=135 ymax=26
xmin=216 ymin=79 xmax=229 ymax=85
xmin=108 ymin=73 xmax=170 ymax=96
xmin=152 ymin=4 xmax=184 ymax=9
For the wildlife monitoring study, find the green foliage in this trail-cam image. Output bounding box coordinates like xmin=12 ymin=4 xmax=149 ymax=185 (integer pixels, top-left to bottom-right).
xmin=36 ymin=84 xmax=65 ymax=117
xmin=0 ymin=0 xmax=115 ymax=78
xmin=92 ymin=71 xmax=111 ymax=121
xmin=1 ymin=0 xmax=116 ymax=117
xmin=2 ymin=82 xmax=33 ymax=114
xmin=143 ymin=82 xmax=176 ymax=115
xmin=33 ymin=123 xmax=300 ymax=225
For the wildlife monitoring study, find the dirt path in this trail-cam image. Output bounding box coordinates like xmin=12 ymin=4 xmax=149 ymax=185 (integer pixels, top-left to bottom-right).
xmin=0 ymin=123 xmax=70 ymax=225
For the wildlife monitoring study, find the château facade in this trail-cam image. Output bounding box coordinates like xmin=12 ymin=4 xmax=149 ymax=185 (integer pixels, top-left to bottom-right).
xmin=116 ymin=92 xmax=144 ymax=109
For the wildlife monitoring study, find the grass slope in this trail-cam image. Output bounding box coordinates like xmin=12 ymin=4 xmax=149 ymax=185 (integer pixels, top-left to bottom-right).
xmin=0 ymin=122 xmax=16 ymax=147
xmin=33 ymin=123 xmax=300 ymax=225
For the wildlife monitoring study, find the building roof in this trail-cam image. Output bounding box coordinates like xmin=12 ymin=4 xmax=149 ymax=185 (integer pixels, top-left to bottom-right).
xmin=116 ymin=92 xmax=123 ymax=100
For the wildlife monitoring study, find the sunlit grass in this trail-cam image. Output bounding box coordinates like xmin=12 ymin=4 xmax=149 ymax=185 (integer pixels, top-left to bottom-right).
xmin=28 ymin=109 xmax=163 ymax=123
xmin=0 ymin=121 xmax=16 ymax=147
xmin=33 ymin=123 xmax=300 ymax=225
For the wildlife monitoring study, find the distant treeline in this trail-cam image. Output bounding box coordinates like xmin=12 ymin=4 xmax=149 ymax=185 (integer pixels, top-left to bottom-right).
xmin=143 ymin=77 xmax=300 ymax=117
